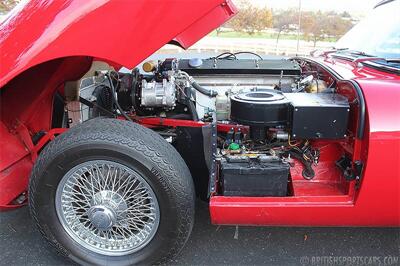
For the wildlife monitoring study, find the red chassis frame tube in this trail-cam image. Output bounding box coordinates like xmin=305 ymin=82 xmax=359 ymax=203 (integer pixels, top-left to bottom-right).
xmin=136 ymin=117 xmax=249 ymax=134
xmin=0 ymin=127 xmax=67 ymax=210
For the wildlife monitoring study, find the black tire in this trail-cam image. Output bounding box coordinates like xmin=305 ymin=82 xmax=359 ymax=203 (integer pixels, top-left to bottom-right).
xmin=29 ymin=118 xmax=195 ymax=265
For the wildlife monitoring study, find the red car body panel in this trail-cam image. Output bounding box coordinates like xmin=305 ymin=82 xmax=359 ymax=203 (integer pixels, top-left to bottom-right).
xmin=0 ymin=0 xmax=399 ymax=227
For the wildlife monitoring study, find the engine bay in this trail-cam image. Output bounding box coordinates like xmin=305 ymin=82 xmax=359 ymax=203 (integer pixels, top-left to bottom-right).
xmin=71 ymin=53 xmax=362 ymax=198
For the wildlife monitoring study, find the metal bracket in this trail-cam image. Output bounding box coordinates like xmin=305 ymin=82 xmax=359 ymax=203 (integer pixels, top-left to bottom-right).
xmin=336 ymin=156 xmax=364 ymax=188
xmin=208 ymin=123 xmax=218 ymax=195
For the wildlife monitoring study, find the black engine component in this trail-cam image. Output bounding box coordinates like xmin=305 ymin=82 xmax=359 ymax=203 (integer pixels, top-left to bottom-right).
xmin=284 ymin=93 xmax=350 ymax=139
xmin=92 ymin=84 xmax=113 ymax=117
xmin=116 ymin=71 xmax=138 ymax=111
xmin=177 ymin=58 xmax=301 ymax=76
xmin=174 ymin=126 xmax=210 ymax=198
xmin=230 ymin=89 xmax=290 ymax=139
xmin=336 ymin=156 xmax=363 ymax=182
xmin=230 ymin=89 xmax=350 ymax=140
xmin=220 ymin=156 xmax=289 ymax=196
xmin=230 ymin=89 xmax=290 ymax=126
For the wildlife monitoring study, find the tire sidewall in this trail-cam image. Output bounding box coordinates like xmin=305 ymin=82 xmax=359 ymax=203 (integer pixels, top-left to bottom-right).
xmin=32 ymin=141 xmax=184 ymax=265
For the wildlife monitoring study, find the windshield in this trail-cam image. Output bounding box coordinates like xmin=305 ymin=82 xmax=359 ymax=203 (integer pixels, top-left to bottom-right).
xmin=336 ymin=0 xmax=400 ymax=59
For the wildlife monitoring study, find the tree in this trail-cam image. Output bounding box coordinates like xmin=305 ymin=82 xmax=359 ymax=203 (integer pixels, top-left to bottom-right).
xmin=341 ymin=11 xmax=352 ymax=18
xmin=325 ymin=14 xmax=353 ymax=39
xmin=0 ymin=0 xmax=19 ymax=13
xmin=273 ymin=9 xmax=297 ymax=49
xmin=225 ymin=4 xmax=353 ymax=43
xmin=215 ymin=27 xmax=222 ymax=36
xmin=301 ymin=11 xmax=354 ymax=47
xmin=255 ymin=7 xmax=273 ymax=32
xmin=223 ymin=0 xmax=272 ymax=35
xmin=301 ymin=11 xmax=327 ymax=47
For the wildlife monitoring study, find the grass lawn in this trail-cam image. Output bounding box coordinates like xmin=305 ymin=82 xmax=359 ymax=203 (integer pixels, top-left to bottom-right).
xmin=208 ymin=31 xmax=337 ymax=42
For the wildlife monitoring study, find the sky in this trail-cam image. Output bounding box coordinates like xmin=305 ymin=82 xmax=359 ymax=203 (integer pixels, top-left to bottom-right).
xmin=240 ymin=0 xmax=380 ymax=17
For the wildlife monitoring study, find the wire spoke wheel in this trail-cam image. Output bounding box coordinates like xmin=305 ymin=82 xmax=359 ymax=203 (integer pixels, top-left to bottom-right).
xmin=30 ymin=119 xmax=194 ymax=264
xmin=55 ymin=160 xmax=160 ymax=256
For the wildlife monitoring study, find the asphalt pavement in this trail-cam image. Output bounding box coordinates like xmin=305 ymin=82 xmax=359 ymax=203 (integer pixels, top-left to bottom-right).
xmin=0 ymin=200 xmax=399 ymax=266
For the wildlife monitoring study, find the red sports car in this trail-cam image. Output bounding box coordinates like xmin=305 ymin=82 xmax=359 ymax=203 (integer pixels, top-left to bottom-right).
xmin=0 ymin=0 xmax=399 ymax=264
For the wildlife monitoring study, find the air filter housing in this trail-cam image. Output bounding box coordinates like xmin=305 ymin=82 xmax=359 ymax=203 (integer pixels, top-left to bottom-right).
xmin=230 ymin=89 xmax=290 ymax=126
xmin=230 ymin=89 xmax=290 ymax=139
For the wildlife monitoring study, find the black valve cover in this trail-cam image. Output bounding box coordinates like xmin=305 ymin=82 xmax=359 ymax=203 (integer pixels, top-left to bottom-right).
xmin=177 ymin=58 xmax=301 ymax=76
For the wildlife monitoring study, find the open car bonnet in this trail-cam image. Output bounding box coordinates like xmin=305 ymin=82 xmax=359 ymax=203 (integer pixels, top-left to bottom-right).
xmin=0 ymin=0 xmax=237 ymax=87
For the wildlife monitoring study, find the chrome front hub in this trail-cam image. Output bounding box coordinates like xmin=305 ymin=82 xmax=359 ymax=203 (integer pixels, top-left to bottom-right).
xmin=87 ymin=190 xmax=127 ymax=231
xmin=55 ymin=160 xmax=160 ymax=256
xmin=87 ymin=206 xmax=116 ymax=231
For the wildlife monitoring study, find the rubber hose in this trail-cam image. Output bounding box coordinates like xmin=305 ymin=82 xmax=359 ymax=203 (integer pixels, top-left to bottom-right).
xmin=107 ymin=74 xmax=133 ymax=122
xmin=191 ymin=81 xmax=218 ymax=97
xmin=188 ymin=100 xmax=199 ymax=121
xmin=288 ymin=150 xmax=315 ymax=180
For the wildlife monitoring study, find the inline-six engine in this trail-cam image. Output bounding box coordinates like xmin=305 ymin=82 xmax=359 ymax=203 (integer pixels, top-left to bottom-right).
xmin=77 ymin=54 xmax=350 ymax=197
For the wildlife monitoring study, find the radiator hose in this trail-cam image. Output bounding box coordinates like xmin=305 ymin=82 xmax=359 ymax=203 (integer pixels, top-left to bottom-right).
xmin=191 ymin=81 xmax=218 ymax=97
xmin=178 ymin=71 xmax=218 ymax=97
